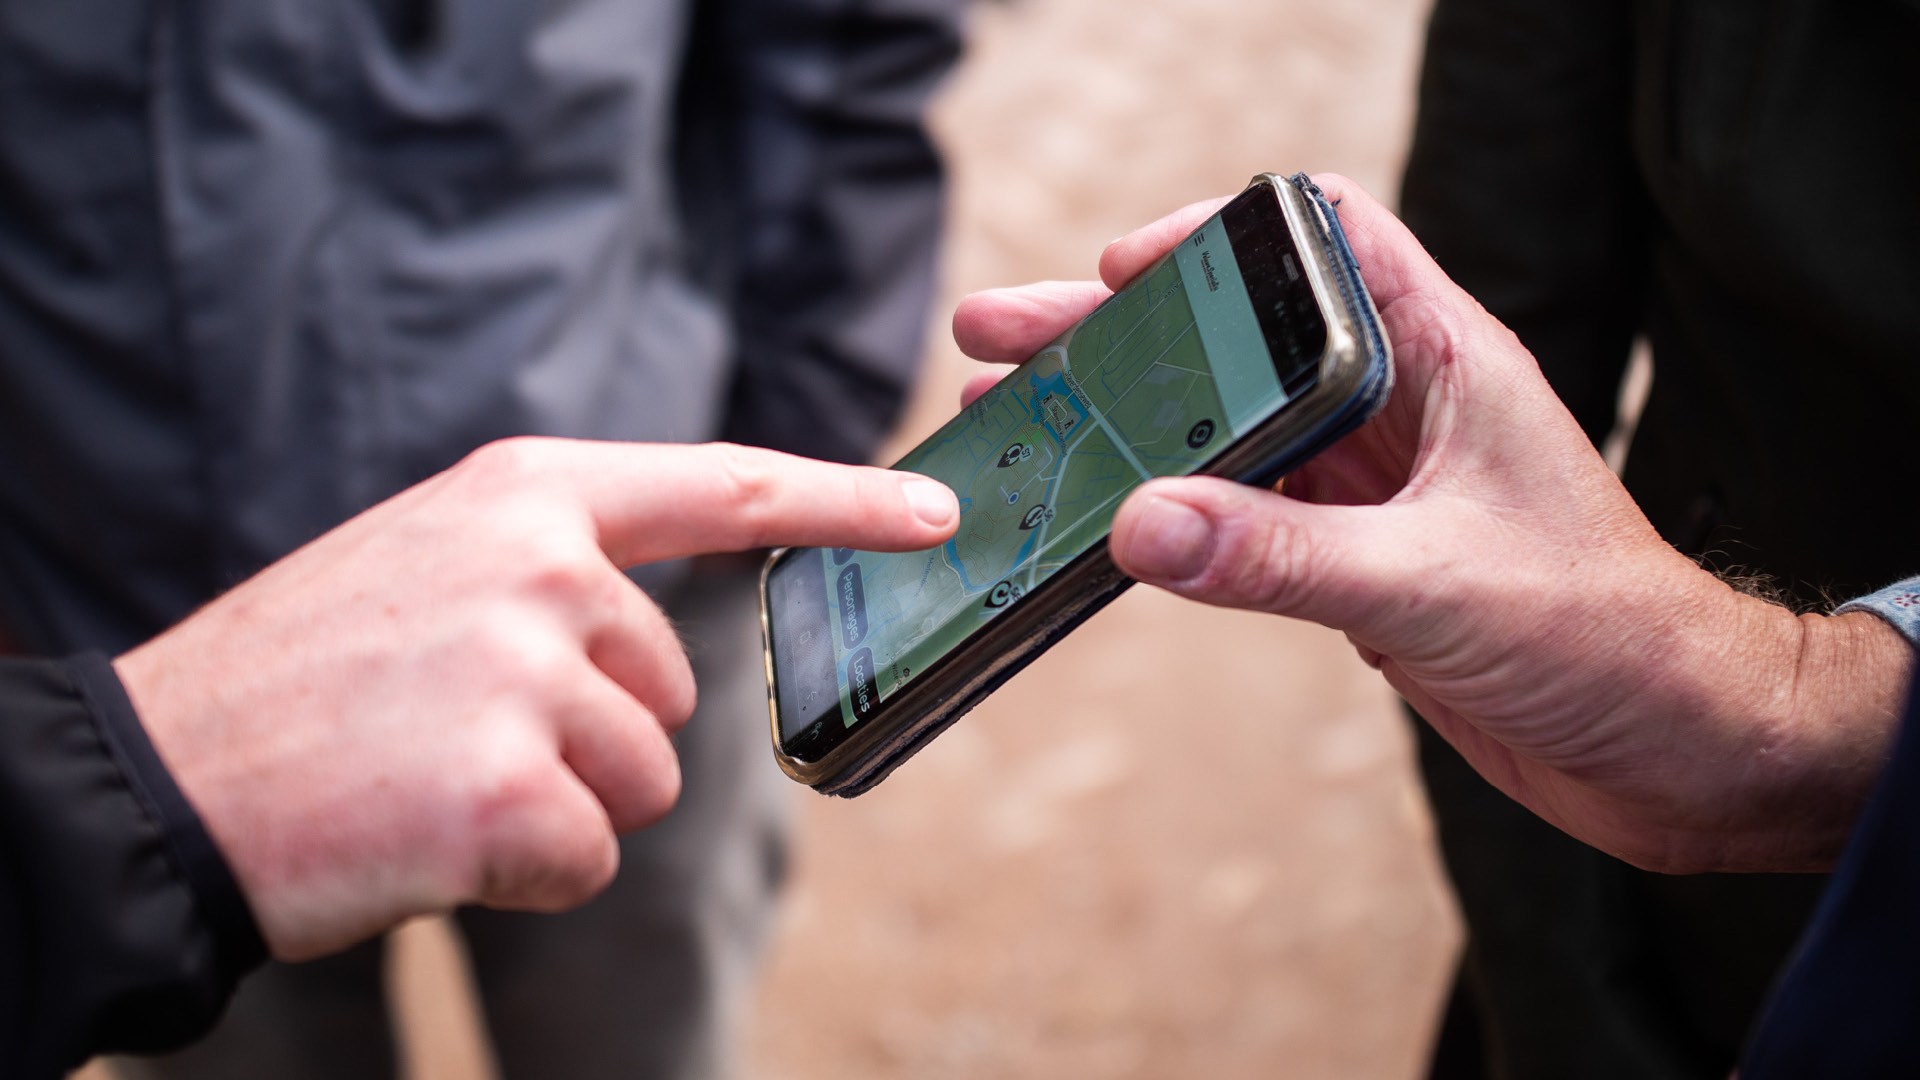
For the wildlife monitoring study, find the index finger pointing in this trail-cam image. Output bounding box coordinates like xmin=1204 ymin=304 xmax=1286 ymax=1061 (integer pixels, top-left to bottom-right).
xmin=546 ymin=441 xmax=960 ymax=568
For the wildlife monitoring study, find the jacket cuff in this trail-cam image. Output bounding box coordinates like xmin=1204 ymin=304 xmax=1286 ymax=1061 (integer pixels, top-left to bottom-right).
xmin=0 ymin=654 xmax=264 ymax=1072
xmin=66 ymin=653 xmax=268 ymax=983
xmin=1835 ymin=576 xmax=1920 ymax=650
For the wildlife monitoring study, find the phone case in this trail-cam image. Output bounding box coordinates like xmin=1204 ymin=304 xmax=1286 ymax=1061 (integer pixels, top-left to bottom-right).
xmin=763 ymin=172 xmax=1393 ymax=796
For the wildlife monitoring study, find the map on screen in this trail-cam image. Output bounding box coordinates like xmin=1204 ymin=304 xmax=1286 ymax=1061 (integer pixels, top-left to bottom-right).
xmin=771 ymin=195 xmax=1307 ymax=747
xmin=872 ymin=256 xmax=1229 ymax=665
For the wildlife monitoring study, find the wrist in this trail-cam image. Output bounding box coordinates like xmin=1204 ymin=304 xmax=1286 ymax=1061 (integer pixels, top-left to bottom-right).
xmin=1673 ymin=600 xmax=1913 ymax=873
xmin=1766 ymin=609 xmax=1913 ymax=866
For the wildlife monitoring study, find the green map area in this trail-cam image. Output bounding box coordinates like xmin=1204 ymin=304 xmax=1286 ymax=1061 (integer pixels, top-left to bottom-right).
xmin=823 ymin=252 xmax=1235 ymax=720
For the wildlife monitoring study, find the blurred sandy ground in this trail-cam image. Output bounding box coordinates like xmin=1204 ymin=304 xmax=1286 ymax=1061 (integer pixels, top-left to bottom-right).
xmin=82 ymin=1 xmax=1453 ymax=1077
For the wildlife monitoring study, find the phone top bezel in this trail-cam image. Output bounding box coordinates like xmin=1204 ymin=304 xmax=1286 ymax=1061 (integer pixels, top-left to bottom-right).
xmin=763 ymin=173 xmax=1385 ymax=791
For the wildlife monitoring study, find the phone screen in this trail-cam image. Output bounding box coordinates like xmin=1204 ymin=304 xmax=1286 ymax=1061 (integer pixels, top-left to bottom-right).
xmin=769 ymin=184 xmax=1327 ymax=761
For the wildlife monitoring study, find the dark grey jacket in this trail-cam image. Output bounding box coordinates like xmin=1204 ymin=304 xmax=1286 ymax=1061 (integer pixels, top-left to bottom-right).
xmin=0 ymin=0 xmax=964 ymax=655
xmin=0 ymin=0 xmax=962 ymax=1069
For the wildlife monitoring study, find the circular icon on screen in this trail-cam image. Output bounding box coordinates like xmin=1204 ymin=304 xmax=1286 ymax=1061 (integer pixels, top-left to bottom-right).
xmin=1186 ymin=419 xmax=1217 ymax=450
xmin=1019 ymin=504 xmax=1054 ymax=530
xmin=984 ymin=580 xmax=1023 ymax=609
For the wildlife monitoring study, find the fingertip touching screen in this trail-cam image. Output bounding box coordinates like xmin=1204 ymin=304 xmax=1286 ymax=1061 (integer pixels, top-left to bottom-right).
xmin=770 ymin=183 xmax=1326 ymax=761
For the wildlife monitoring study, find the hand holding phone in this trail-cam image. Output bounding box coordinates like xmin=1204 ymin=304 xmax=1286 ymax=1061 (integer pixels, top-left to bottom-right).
xmin=761 ymin=173 xmax=1392 ymax=796
xmin=961 ymin=174 xmax=1917 ymax=878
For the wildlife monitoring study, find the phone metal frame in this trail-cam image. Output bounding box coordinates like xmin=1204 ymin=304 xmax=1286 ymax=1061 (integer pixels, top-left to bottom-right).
xmin=760 ymin=173 xmax=1392 ymax=797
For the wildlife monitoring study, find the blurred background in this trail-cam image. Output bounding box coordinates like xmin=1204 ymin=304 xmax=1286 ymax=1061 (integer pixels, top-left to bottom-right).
xmin=85 ymin=0 xmax=1455 ymax=1076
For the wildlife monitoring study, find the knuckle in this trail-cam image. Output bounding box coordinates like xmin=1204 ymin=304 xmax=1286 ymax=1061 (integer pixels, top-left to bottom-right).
xmin=654 ymin=659 xmax=698 ymax=732
xmin=469 ymin=747 xmax=556 ymax=827
xmin=614 ymin=753 xmax=683 ymax=832
xmin=459 ymin=437 xmax=552 ymax=493
xmin=632 ymin=780 xmax=681 ymax=831
xmin=466 ymin=757 xmax=619 ymax=911
xmin=495 ymin=630 xmax=580 ymax=699
xmin=710 ymin=443 xmax=780 ymax=539
xmin=1225 ymin=509 xmax=1320 ymax=615
xmin=484 ymin=827 xmax=618 ymax=913
xmin=452 ymin=599 xmax=574 ymax=688
xmin=539 ymin=831 xmax=620 ymax=910
xmin=518 ymin=534 xmax=604 ymax=605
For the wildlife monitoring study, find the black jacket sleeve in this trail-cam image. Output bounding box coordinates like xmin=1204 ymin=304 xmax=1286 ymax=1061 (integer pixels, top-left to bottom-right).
xmin=1398 ymin=0 xmax=1648 ymax=447
xmin=0 ymin=653 xmax=264 ymax=1078
xmin=677 ymin=0 xmax=966 ymax=466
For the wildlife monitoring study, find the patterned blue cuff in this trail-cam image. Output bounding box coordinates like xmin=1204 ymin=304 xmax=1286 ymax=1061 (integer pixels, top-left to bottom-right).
xmin=1836 ymin=576 xmax=1920 ymax=649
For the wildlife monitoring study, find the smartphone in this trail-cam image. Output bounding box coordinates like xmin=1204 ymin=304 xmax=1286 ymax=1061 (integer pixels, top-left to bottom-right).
xmin=760 ymin=173 xmax=1392 ymax=796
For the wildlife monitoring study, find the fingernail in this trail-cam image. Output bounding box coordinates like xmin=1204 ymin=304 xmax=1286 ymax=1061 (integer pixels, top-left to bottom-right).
xmin=901 ymin=477 xmax=958 ymax=527
xmin=1124 ymin=496 xmax=1216 ymax=581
